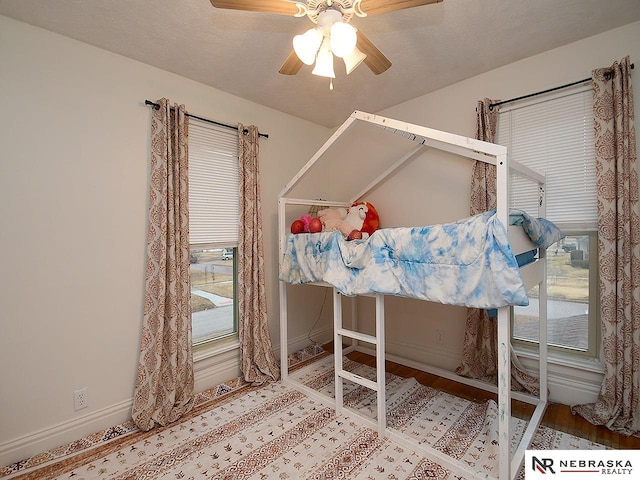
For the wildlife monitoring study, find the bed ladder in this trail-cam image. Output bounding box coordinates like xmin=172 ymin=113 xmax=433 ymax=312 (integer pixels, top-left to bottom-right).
xmin=333 ymin=289 xmax=387 ymax=436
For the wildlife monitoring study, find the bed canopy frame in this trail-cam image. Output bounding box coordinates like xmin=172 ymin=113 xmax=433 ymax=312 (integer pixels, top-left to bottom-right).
xmin=278 ymin=111 xmax=548 ymax=480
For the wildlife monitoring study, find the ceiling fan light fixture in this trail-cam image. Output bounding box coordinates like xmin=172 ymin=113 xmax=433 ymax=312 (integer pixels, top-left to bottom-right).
xmin=329 ymin=22 xmax=357 ymax=58
xmin=212 ymin=0 xmax=433 ymax=82
xmin=293 ymin=27 xmax=323 ymax=65
xmin=312 ymin=38 xmax=335 ymax=78
xmin=343 ymin=45 xmax=367 ymax=74
xmin=316 ymin=8 xmax=343 ymax=30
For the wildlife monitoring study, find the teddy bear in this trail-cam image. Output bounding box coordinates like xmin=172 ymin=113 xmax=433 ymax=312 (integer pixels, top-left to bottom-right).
xmin=317 ymin=201 xmax=379 ymax=240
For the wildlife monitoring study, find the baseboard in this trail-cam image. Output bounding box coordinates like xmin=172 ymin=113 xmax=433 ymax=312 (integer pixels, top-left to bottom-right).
xmin=275 ymin=326 xmax=333 ymax=361
xmin=382 ymin=336 xmax=462 ymax=371
xmin=0 ymin=398 xmax=132 ymax=468
xmin=0 ymin=346 xmax=244 ymax=469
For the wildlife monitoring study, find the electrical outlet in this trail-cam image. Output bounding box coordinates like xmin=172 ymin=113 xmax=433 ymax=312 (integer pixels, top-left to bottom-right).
xmin=435 ymin=330 xmax=444 ymax=345
xmin=73 ymin=387 xmax=88 ymax=411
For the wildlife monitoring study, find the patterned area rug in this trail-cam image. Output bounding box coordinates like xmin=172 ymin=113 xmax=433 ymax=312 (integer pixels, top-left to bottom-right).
xmin=290 ymin=354 xmax=607 ymax=479
xmin=1 ymin=346 xmax=605 ymax=479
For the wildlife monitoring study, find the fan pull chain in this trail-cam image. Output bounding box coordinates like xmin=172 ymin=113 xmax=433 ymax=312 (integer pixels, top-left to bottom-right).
xmin=330 ymin=78 xmax=334 ymax=91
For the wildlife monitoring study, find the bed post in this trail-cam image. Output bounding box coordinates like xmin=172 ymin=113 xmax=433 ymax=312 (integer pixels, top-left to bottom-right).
xmin=333 ymin=289 xmax=344 ymax=415
xmin=538 ymin=183 xmax=549 ymax=405
xmin=375 ymin=294 xmax=386 ymax=435
xmin=495 ymin=150 xmax=512 ymax=480
xmin=278 ymin=197 xmax=289 ymax=382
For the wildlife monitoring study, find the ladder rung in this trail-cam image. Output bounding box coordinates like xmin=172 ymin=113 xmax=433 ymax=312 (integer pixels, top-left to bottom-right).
xmin=337 ymin=369 xmax=378 ymax=391
xmin=336 ymin=328 xmax=377 ymax=345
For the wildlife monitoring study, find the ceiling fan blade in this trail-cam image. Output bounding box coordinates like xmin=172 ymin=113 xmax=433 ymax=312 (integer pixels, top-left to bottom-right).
xmin=356 ymin=31 xmax=392 ymax=75
xmin=359 ymin=0 xmax=443 ymax=16
xmin=210 ymin=0 xmax=301 ymax=16
xmin=279 ymin=51 xmax=304 ymax=75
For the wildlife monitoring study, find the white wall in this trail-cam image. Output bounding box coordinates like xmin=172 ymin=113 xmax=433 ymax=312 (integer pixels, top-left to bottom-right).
xmin=0 ymin=14 xmax=329 ymax=466
xmin=358 ymin=21 xmax=640 ymax=405
xmin=1 ymin=11 xmax=639 ymax=467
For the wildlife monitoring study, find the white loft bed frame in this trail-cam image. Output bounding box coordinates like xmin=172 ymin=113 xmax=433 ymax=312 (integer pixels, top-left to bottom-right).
xmin=278 ymin=111 xmax=548 ymax=480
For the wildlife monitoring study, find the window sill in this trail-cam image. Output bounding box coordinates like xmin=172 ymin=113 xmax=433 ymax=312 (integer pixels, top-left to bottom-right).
xmin=193 ymin=335 xmax=240 ymax=363
xmin=514 ymin=344 xmax=605 ymax=374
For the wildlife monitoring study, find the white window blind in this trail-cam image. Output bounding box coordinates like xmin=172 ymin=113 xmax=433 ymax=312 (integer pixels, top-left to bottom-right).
xmin=188 ymin=118 xmax=239 ymax=246
xmin=497 ymin=86 xmax=596 ymax=230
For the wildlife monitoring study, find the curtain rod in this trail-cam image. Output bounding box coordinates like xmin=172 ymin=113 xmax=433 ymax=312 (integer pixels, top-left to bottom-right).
xmin=144 ymin=100 xmax=269 ymax=139
xmin=489 ymin=63 xmax=634 ymax=111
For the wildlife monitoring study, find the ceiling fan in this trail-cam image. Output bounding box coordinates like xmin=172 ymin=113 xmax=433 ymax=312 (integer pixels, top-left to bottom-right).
xmin=209 ymin=0 xmax=442 ymax=84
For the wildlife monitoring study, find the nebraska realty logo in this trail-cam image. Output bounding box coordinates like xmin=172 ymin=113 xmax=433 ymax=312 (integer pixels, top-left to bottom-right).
xmin=525 ymin=450 xmax=637 ymax=479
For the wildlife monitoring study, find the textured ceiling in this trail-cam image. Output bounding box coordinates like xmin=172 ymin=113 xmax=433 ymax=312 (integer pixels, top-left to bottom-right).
xmin=1 ymin=0 xmax=640 ymax=127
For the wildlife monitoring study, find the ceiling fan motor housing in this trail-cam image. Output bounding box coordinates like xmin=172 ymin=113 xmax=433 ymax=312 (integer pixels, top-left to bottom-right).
xmin=303 ymin=0 xmax=363 ymax=24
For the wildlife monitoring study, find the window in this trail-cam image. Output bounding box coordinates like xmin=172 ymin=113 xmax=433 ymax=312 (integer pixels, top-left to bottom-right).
xmin=188 ymin=119 xmax=239 ymax=346
xmin=497 ymin=85 xmax=599 ymax=357
xmin=512 ymin=233 xmax=598 ymax=354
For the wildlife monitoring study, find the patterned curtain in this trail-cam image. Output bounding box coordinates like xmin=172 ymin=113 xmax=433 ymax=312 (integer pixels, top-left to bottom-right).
xmin=237 ymin=124 xmax=280 ymax=384
xmin=572 ymin=56 xmax=640 ymax=435
xmin=470 ymin=98 xmax=498 ymax=210
xmin=132 ymin=98 xmax=194 ymax=431
xmin=456 ymin=98 xmax=540 ymax=395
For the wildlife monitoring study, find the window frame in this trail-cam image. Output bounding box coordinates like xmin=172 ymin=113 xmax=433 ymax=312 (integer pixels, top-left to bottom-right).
xmin=511 ymin=230 xmax=600 ymax=359
xmin=188 ymin=118 xmax=240 ymax=348
xmin=496 ymin=85 xmax=600 ymax=359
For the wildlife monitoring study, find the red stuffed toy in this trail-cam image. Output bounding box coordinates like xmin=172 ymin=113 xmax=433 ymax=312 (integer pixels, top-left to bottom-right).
xmin=350 ymin=201 xmax=380 ymax=237
xmin=290 ymin=214 xmax=322 ymax=234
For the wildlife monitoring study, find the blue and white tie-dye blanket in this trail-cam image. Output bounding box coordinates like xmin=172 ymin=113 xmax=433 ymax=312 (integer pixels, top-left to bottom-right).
xmin=279 ymin=210 xmax=563 ymax=309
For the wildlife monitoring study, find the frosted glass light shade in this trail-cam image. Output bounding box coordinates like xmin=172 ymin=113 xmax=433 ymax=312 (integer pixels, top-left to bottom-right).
xmin=329 ymin=22 xmax=357 ymax=58
xmin=343 ymin=46 xmax=366 ymax=74
xmin=293 ymin=28 xmax=323 ymax=65
xmin=312 ymin=39 xmax=335 ymax=78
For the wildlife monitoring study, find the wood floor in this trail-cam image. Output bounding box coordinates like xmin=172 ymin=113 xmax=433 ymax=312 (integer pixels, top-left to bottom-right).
xmin=340 ymin=349 xmax=640 ymax=450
